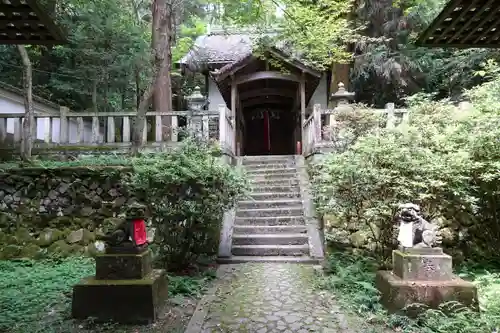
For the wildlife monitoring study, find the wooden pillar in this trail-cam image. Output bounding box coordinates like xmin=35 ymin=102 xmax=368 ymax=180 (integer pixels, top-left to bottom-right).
xmin=300 ymin=71 xmax=306 ymax=154
xmin=230 ymin=76 xmax=237 ymax=155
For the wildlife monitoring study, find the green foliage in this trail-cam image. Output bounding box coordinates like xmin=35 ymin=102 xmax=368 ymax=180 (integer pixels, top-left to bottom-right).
xmin=318 ymin=251 xmax=500 ymax=333
xmin=321 ymin=105 xmax=382 ymax=153
xmin=311 ymin=62 xmax=500 ymax=261
xmin=129 ymin=139 xmax=248 ymax=270
xmin=0 ymin=257 xmax=94 ymax=332
xmin=0 ymin=0 xmax=206 ymax=112
xmin=0 ymin=257 xmax=215 ymax=332
xmin=351 ymin=0 xmax=497 ymax=105
xmin=168 ymin=268 xmax=217 ymax=297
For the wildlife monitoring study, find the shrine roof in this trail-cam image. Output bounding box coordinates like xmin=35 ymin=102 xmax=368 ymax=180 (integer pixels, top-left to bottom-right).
xmin=417 ymin=0 xmax=500 ymax=48
xmin=178 ymin=28 xmax=320 ymax=74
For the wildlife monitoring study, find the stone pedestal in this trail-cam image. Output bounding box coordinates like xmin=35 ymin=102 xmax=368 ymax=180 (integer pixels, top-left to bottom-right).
xmin=72 ymin=248 xmax=168 ymax=324
xmin=375 ymin=248 xmax=477 ymax=314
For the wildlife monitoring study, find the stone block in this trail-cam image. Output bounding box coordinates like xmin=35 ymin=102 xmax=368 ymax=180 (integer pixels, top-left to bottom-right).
xmin=393 ymin=249 xmax=453 ymax=281
xmin=72 ymin=269 xmax=168 ymax=324
xmin=375 ymin=270 xmax=478 ymax=314
xmin=95 ymin=249 xmax=152 ymax=280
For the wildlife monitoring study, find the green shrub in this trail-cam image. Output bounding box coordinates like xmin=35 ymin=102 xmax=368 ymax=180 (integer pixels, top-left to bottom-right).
xmin=129 ymin=139 xmax=248 ymax=270
xmin=311 ymin=72 xmax=500 ymax=261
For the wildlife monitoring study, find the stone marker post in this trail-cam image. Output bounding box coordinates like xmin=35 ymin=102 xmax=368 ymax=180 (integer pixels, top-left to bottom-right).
xmin=375 ymin=203 xmax=478 ymax=314
xmin=71 ymin=203 xmax=168 ymax=324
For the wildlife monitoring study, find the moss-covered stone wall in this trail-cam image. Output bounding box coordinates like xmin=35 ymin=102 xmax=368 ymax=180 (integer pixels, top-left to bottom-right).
xmin=0 ymin=166 xmax=136 ymax=259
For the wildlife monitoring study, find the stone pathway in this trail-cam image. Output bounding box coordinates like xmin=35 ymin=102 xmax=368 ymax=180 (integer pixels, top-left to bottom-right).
xmin=186 ymin=263 xmax=352 ymax=333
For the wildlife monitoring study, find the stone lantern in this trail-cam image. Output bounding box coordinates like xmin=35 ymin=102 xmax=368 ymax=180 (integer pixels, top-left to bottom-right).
xmin=186 ymin=86 xmax=207 ymax=111
xmin=330 ymin=82 xmax=355 ymax=108
xmin=186 ymin=86 xmax=208 ymax=138
xmin=327 ymin=82 xmax=355 ymax=127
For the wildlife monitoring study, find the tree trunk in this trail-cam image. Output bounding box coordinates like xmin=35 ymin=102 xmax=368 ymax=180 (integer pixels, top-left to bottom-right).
xmin=152 ymin=0 xmax=173 ymax=141
xmin=135 ymin=66 xmax=141 ymax=109
xmin=132 ymin=0 xmax=173 ymax=155
xmin=17 ymin=45 xmax=34 ymax=161
xmin=92 ymin=79 xmax=98 ymax=113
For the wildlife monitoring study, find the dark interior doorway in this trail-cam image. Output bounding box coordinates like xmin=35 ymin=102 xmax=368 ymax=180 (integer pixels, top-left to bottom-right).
xmin=243 ymin=108 xmax=296 ymax=156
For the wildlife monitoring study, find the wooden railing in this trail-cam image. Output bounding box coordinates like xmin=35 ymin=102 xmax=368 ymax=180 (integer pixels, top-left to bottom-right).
xmin=302 ymin=104 xmax=321 ymax=155
xmin=0 ymin=104 xmax=236 ymax=157
xmin=302 ymin=103 xmax=411 ymax=156
xmin=218 ymin=105 xmax=235 ymax=154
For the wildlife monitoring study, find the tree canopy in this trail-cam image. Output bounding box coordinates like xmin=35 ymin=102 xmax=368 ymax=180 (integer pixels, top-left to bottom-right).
xmin=0 ymin=0 xmax=497 ymax=111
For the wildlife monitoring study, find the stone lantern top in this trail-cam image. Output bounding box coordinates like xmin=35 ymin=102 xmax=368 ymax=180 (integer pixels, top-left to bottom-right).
xmin=330 ymin=82 xmax=355 ymax=106
xmin=186 ymin=86 xmax=208 ymax=111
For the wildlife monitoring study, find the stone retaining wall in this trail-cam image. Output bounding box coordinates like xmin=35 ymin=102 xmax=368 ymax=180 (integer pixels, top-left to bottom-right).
xmin=0 ymin=166 xmax=137 ymax=259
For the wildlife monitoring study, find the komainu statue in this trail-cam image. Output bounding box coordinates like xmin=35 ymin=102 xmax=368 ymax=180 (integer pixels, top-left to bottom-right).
xmin=395 ymin=203 xmax=442 ymax=249
xmin=97 ymin=202 xmax=148 ymax=251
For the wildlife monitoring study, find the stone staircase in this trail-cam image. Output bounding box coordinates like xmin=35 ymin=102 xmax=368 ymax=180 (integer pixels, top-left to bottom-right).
xmin=220 ymin=155 xmax=320 ymax=264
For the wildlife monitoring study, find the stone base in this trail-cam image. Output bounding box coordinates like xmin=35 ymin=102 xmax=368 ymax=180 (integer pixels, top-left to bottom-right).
xmin=95 ymin=249 xmax=152 ymax=280
xmin=72 ymin=269 xmax=168 ymax=324
xmin=376 ymin=270 xmax=478 ymax=315
xmin=393 ymin=249 xmax=453 ymax=281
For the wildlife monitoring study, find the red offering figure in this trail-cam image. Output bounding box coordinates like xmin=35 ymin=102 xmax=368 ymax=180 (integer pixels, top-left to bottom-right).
xmin=132 ymin=219 xmax=148 ymax=246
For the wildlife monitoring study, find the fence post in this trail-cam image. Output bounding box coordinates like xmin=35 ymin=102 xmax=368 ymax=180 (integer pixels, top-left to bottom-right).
xmin=59 ymin=106 xmax=69 ymax=143
xmin=313 ymin=104 xmax=322 ymax=143
xmin=92 ymin=114 xmax=100 ymax=143
xmin=218 ymin=104 xmax=226 ymax=151
xmin=385 ymin=103 xmax=395 ymax=129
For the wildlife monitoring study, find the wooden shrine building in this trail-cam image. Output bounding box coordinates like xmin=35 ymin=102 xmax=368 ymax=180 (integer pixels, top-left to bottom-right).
xmin=179 ymin=29 xmax=349 ymax=156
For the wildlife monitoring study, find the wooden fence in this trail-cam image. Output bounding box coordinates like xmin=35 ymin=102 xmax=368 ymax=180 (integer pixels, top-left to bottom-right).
xmin=302 ymin=103 xmax=410 ymax=156
xmin=0 ymin=104 xmax=236 ymax=156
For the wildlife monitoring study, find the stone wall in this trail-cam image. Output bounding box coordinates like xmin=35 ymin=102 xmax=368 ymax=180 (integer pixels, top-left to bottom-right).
xmin=0 ymin=166 xmax=136 ymax=259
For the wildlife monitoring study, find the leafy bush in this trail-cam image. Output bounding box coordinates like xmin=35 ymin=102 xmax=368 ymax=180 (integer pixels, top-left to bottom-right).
xmin=311 ymin=67 xmax=500 ymax=261
xmin=321 ymin=104 xmax=382 ymax=153
xmin=129 ymin=139 xmax=248 ymax=270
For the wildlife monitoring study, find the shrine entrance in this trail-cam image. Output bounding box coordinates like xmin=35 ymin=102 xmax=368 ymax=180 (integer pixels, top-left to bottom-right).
xmin=209 ymin=49 xmax=322 ymax=156
xmin=243 ymin=108 xmax=296 ymax=156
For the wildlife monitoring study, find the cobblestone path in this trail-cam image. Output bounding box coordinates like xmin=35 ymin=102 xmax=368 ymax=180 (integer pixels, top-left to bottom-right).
xmin=195 ymin=263 xmax=351 ymax=333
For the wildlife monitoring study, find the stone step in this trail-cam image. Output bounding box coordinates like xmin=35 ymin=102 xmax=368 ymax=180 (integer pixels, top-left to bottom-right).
xmin=246 ymin=167 xmax=297 ymax=175
xmin=250 ymin=179 xmax=300 ymax=187
xmin=235 ymin=207 xmax=304 ymax=218
xmin=242 ymin=157 xmax=295 ymax=166
xmin=233 ymin=225 xmax=307 ymax=234
xmin=231 ymin=244 xmax=309 ymax=256
xmin=249 ymin=172 xmax=298 ymax=181
xmin=244 ymin=163 xmax=297 ymax=170
xmin=232 ymin=233 xmax=309 ymax=245
xmin=245 ymin=192 xmax=301 ymax=200
xmin=250 ymin=185 xmax=301 ymax=193
xmin=217 ymin=256 xmax=320 ymax=264
xmin=237 ymin=199 xmax=303 ymax=210
xmin=234 ymin=216 xmax=305 ymax=226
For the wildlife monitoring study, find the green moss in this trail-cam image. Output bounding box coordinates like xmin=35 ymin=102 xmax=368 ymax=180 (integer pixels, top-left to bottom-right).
xmin=48 ymin=240 xmax=73 ymax=257
xmin=0 ymin=244 xmax=22 ymax=259
xmin=37 ymin=228 xmax=64 ymax=247
xmin=14 ymin=228 xmax=33 ymax=244
xmin=20 ymin=243 xmax=43 ymax=259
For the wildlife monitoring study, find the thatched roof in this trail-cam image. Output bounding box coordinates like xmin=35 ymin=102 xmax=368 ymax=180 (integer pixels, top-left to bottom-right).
xmin=179 ymin=31 xmax=254 ymax=70
xmin=417 ymin=0 xmax=500 ymax=48
xmin=0 ymin=0 xmax=65 ymax=45
xmin=179 ymin=28 xmax=320 ymax=74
